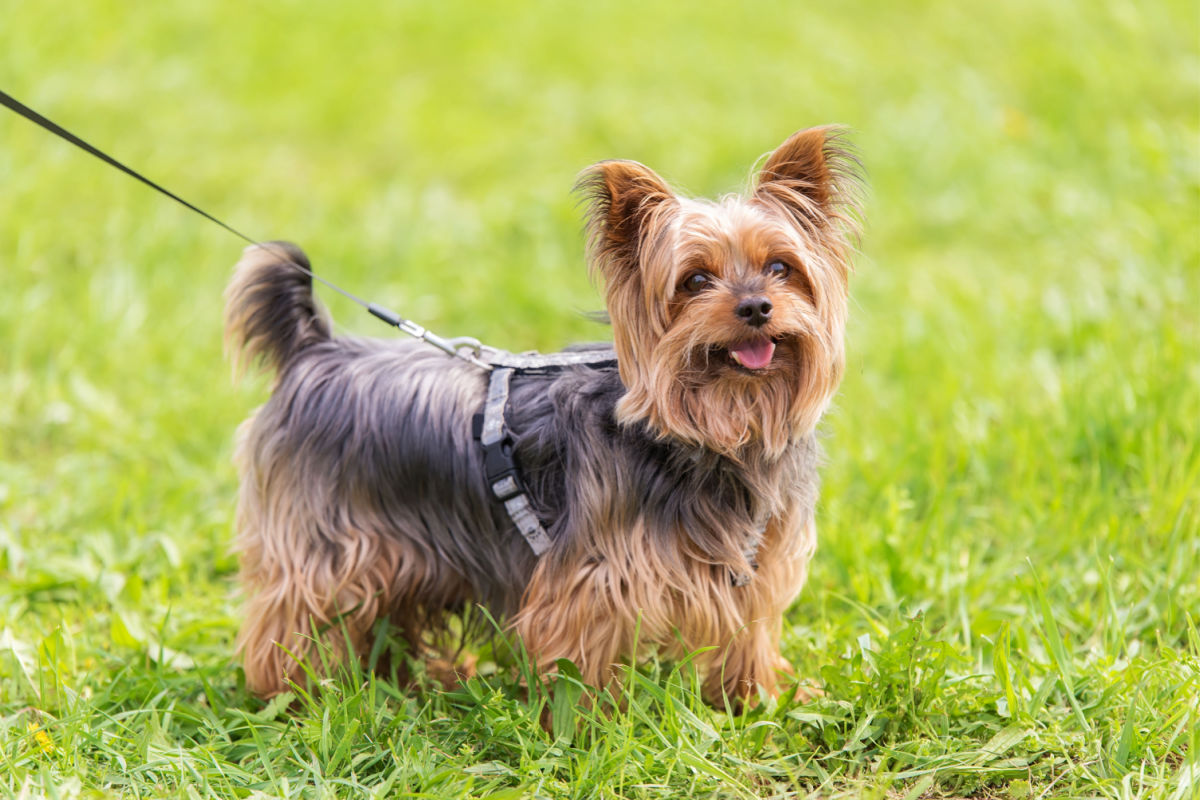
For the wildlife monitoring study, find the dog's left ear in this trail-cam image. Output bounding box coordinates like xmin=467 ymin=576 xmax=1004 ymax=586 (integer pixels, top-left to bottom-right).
xmin=755 ymin=126 xmax=861 ymax=225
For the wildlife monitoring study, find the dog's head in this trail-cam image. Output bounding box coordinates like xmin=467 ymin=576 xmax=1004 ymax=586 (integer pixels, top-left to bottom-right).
xmin=580 ymin=127 xmax=862 ymax=457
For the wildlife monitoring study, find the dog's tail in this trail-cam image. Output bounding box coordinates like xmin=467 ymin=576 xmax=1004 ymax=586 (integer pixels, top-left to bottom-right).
xmin=224 ymin=241 xmax=331 ymax=379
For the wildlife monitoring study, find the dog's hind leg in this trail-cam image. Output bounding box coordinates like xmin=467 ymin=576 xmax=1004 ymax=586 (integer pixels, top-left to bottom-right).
xmin=234 ymin=513 xmax=418 ymax=697
xmin=231 ymin=430 xmax=424 ymax=696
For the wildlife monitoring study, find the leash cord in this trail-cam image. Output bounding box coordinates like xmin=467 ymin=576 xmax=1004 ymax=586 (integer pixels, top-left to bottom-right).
xmin=0 ymin=87 xmax=491 ymax=370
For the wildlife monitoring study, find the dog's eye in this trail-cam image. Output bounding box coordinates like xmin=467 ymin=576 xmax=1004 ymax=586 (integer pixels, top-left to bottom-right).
xmin=765 ymin=260 xmax=791 ymax=279
xmin=682 ymin=272 xmax=712 ymax=293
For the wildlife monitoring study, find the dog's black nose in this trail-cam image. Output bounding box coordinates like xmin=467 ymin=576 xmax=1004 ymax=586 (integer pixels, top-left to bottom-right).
xmin=735 ymin=296 xmax=773 ymax=327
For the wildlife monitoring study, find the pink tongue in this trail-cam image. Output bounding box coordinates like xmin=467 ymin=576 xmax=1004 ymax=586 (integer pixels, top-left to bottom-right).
xmin=730 ymin=339 xmax=775 ymax=370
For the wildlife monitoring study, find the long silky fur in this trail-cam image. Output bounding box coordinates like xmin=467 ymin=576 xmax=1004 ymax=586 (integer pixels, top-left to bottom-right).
xmin=225 ymin=126 xmax=860 ymax=702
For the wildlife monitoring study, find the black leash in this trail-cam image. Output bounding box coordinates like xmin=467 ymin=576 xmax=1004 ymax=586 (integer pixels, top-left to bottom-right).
xmin=0 ymin=87 xmax=491 ymax=369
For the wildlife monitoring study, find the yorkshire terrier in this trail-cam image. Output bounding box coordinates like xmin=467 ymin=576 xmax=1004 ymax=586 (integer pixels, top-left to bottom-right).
xmin=225 ymin=126 xmax=862 ymax=705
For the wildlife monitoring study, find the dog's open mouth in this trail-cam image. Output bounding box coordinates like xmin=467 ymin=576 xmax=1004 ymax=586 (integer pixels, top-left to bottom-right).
xmin=720 ymin=337 xmax=777 ymax=372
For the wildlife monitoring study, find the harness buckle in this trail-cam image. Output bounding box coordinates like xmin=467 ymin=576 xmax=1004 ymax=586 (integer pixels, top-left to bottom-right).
xmin=472 ymin=415 xmax=524 ymax=501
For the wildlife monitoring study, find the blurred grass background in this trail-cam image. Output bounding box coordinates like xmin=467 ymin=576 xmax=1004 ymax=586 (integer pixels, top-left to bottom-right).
xmin=1 ymin=1 xmax=1197 ymax=797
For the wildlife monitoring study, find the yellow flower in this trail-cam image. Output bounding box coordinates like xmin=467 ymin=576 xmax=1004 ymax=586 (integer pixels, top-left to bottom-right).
xmin=27 ymin=721 xmax=55 ymax=755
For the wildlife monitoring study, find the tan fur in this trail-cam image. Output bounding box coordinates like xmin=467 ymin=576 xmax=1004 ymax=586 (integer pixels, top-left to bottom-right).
xmin=513 ymin=503 xmax=814 ymax=703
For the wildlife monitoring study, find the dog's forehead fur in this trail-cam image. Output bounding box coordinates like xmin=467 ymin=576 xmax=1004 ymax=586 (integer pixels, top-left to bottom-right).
xmin=667 ymin=198 xmax=803 ymax=279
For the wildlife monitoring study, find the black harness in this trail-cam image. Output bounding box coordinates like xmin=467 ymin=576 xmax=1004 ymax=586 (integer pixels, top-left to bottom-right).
xmin=470 ymin=347 xmax=762 ymax=586
xmin=471 ymin=348 xmax=618 ymax=555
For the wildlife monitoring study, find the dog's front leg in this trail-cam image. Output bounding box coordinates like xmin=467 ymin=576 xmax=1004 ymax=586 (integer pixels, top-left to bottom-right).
xmin=701 ymin=512 xmax=817 ymax=707
xmin=699 ymin=609 xmax=792 ymax=708
xmin=510 ymin=553 xmax=638 ymax=693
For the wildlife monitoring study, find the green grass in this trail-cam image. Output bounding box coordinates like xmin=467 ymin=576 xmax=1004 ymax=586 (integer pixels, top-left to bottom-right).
xmin=2 ymin=0 xmax=1197 ymax=797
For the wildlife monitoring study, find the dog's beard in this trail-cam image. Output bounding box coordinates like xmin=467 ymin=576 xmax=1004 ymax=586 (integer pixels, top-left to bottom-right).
xmin=615 ymin=322 xmax=840 ymax=458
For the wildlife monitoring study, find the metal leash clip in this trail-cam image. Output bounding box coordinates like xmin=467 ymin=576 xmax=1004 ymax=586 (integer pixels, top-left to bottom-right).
xmin=368 ymin=303 xmax=493 ymax=370
xmin=445 ymin=336 xmax=492 ymax=370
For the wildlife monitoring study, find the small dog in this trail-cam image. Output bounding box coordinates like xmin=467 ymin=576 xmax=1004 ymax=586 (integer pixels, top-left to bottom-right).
xmin=225 ymin=127 xmax=861 ymax=704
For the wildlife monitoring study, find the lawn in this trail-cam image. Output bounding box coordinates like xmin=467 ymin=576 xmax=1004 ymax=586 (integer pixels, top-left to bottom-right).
xmin=1 ymin=1 xmax=1197 ymax=797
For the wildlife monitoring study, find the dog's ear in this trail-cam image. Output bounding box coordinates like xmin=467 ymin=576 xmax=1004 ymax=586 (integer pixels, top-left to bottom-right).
xmin=577 ymin=160 xmax=677 ymax=284
xmin=754 ymin=126 xmax=861 ymax=225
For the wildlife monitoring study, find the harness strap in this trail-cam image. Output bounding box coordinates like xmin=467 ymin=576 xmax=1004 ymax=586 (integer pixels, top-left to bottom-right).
xmin=471 ymin=349 xmax=617 ymax=555
xmin=473 ymin=366 xmax=554 ymax=555
xmin=482 ymin=348 xmax=618 ymax=373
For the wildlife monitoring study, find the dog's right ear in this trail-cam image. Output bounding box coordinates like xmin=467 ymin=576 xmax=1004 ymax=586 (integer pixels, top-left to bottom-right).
xmin=577 ymin=160 xmax=677 ymax=285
